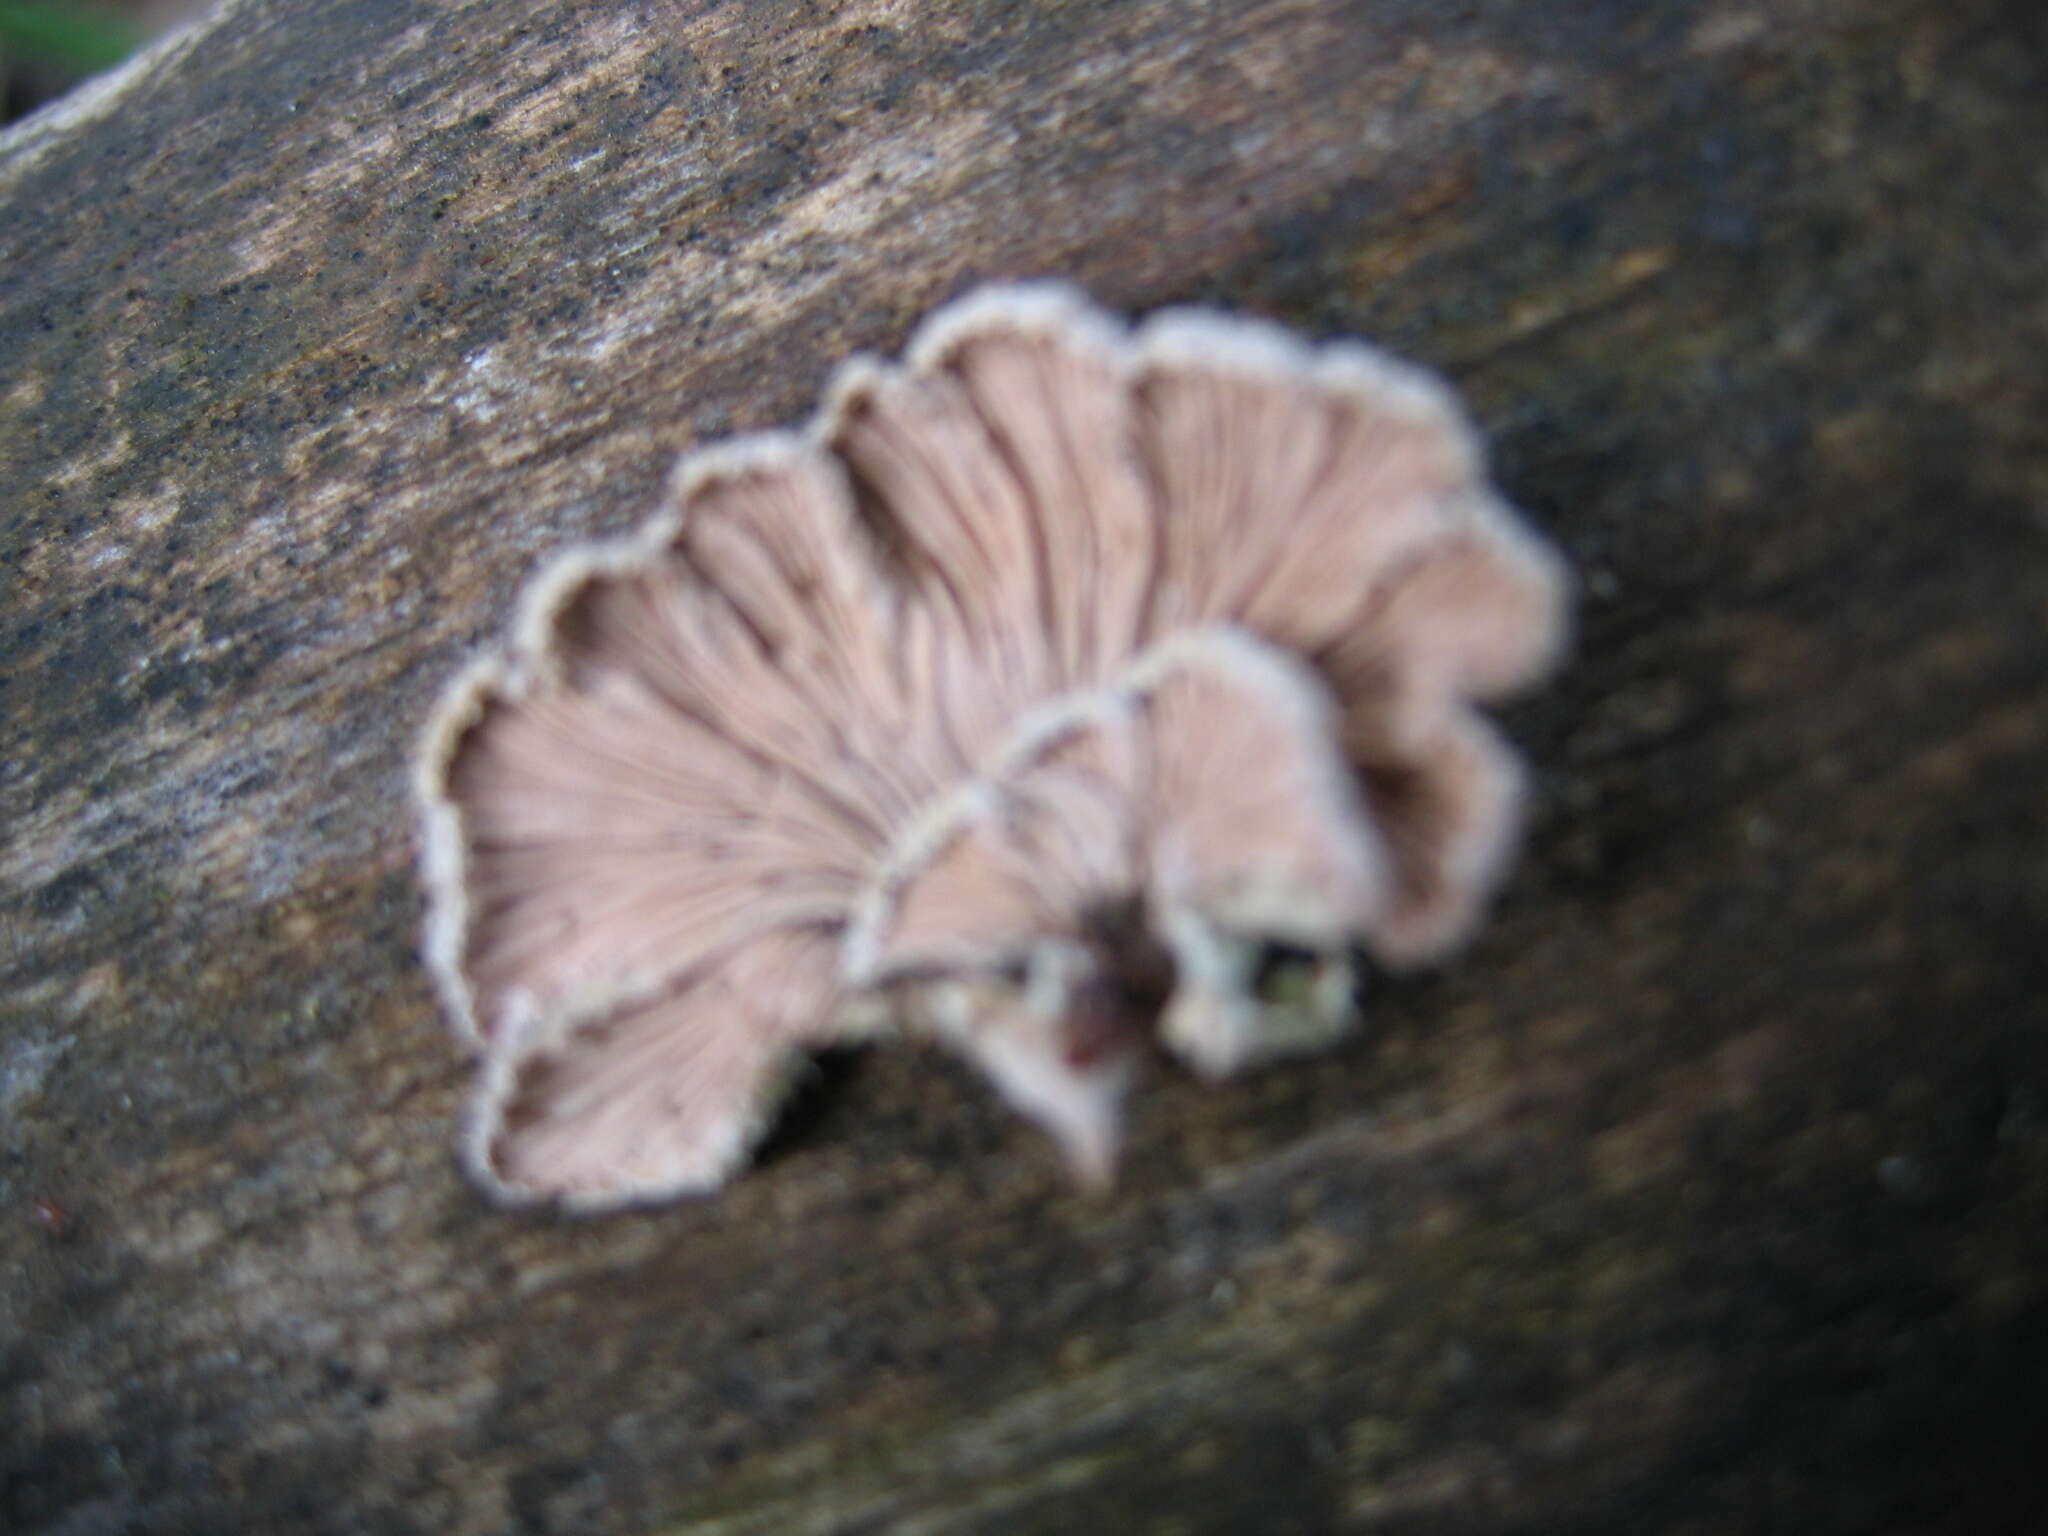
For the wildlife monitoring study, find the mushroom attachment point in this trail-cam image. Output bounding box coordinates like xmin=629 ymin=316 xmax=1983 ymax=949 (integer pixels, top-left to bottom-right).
xmin=417 ymin=283 xmax=1568 ymax=1208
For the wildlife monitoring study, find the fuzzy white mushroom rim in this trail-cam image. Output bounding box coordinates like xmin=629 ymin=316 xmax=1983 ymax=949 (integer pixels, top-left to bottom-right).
xmin=415 ymin=283 xmax=1568 ymax=1210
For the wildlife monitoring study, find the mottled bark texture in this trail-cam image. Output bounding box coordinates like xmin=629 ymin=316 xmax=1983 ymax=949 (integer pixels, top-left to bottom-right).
xmin=3 ymin=1 xmax=2045 ymax=1532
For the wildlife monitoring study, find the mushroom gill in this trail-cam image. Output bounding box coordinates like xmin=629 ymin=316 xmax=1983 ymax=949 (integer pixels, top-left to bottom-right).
xmin=416 ymin=283 xmax=1567 ymax=1208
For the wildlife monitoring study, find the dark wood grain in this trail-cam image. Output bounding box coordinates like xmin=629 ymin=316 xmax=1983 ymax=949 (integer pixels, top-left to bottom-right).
xmin=4 ymin=1 xmax=2045 ymax=1531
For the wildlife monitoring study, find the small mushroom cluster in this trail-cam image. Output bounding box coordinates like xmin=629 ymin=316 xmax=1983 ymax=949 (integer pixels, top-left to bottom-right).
xmin=417 ymin=284 xmax=1567 ymax=1209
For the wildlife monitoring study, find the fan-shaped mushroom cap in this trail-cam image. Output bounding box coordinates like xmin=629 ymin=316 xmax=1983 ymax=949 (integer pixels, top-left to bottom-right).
xmin=1135 ymin=629 xmax=1384 ymax=1079
xmin=471 ymin=927 xmax=839 ymax=1209
xmin=417 ymin=440 xmax=906 ymax=1055
xmin=417 ymin=282 xmax=1567 ymax=1204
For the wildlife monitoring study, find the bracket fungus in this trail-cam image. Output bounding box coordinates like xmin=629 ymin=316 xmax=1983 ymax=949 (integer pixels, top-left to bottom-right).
xmin=417 ymin=283 xmax=1567 ymax=1209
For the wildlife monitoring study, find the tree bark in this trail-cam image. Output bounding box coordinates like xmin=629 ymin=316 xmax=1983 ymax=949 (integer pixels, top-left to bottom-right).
xmin=3 ymin=1 xmax=2045 ymax=1531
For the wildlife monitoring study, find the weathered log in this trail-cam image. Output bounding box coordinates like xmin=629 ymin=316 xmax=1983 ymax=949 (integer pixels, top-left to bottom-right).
xmin=3 ymin=0 xmax=2044 ymax=1530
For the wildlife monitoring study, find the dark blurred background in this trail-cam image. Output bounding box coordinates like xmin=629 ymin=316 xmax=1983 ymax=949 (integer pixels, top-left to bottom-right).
xmin=0 ymin=1 xmax=200 ymax=122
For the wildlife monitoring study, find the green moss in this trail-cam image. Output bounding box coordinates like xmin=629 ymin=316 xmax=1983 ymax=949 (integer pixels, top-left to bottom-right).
xmin=0 ymin=4 xmax=141 ymax=75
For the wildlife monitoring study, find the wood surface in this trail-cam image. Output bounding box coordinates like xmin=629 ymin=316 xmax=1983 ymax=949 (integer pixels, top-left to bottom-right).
xmin=3 ymin=0 xmax=2044 ymax=1530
